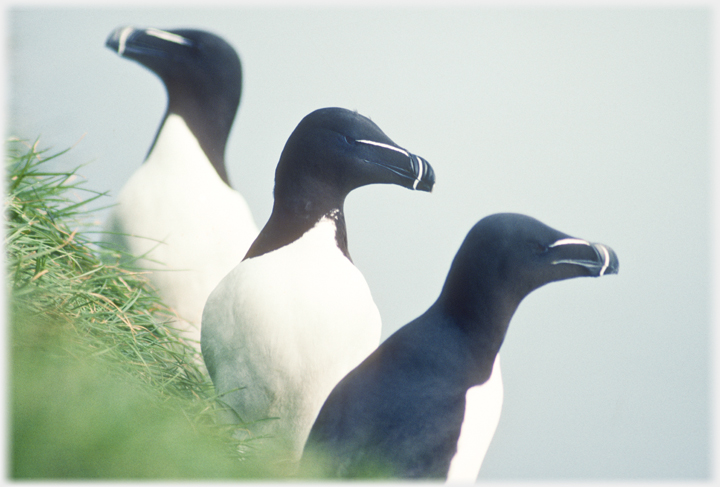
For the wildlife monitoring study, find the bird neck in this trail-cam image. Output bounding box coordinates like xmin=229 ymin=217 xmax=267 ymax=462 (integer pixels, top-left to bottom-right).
xmin=244 ymin=199 xmax=350 ymax=261
xmin=143 ymin=114 xmax=220 ymax=178
xmin=146 ymin=88 xmax=237 ymax=187
xmin=436 ymin=281 xmax=521 ymax=386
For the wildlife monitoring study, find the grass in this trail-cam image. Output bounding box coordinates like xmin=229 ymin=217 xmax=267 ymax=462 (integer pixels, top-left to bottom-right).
xmin=6 ymin=138 xmax=282 ymax=479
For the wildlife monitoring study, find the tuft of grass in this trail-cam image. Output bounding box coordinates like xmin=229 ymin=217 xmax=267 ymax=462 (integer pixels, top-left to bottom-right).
xmin=6 ymin=137 xmax=208 ymax=405
xmin=6 ymin=138 xmax=284 ymax=479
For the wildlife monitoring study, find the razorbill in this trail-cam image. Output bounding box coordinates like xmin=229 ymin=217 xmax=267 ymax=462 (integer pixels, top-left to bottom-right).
xmin=201 ymin=107 xmax=435 ymax=463
xmin=103 ymin=26 xmax=258 ymax=351
xmin=301 ymin=213 xmax=619 ymax=480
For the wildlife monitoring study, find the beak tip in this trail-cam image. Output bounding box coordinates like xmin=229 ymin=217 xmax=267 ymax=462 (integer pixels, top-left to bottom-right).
xmin=596 ymin=244 xmax=619 ymax=277
xmin=106 ymin=25 xmax=136 ymax=56
xmin=605 ymin=250 xmax=620 ymax=276
xmin=105 ymin=35 xmax=118 ymax=51
xmin=414 ymin=157 xmax=435 ymax=193
xmin=418 ymin=180 xmax=435 ymax=192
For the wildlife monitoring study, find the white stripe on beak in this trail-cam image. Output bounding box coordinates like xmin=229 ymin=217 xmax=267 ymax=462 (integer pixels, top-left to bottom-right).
xmin=549 ymin=238 xmax=590 ymax=248
xmin=145 ymin=28 xmax=191 ymax=46
xmin=598 ymin=245 xmax=611 ymax=276
xmin=117 ymin=26 xmax=135 ymax=56
xmin=412 ymin=156 xmax=424 ymax=190
xmin=356 ymin=139 xmax=410 ymax=157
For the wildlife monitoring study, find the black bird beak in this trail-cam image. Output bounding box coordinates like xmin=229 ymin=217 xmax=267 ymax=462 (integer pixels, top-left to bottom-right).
xmin=355 ymin=139 xmax=435 ymax=192
xmin=106 ymin=26 xmax=192 ymax=58
xmin=549 ymin=237 xmax=619 ymax=276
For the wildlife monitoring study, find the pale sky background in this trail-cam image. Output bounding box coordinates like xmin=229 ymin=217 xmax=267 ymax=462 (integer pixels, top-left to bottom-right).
xmin=6 ymin=3 xmax=712 ymax=480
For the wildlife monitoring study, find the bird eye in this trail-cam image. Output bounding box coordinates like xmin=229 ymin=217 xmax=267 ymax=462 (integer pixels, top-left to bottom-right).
xmin=529 ymin=242 xmax=547 ymax=254
xmin=344 ymin=135 xmax=356 ymax=145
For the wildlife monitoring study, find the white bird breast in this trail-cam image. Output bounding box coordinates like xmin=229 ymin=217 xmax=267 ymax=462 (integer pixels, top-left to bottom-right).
xmin=106 ymin=114 xmax=257 ymax=342
xmin=446 ymin=354 xmax=504 ymax=483
xmin=202 ymin=217 xmax=382 ymax=458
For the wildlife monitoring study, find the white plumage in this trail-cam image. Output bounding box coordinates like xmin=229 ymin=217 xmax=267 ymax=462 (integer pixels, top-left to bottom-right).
xmin=106 ymin=114 xmax=258 ymax=347
xmin=446 ymin=354 xmax=504 ymax=483
xmin=202 ymin=216 xmax=380 ymax=459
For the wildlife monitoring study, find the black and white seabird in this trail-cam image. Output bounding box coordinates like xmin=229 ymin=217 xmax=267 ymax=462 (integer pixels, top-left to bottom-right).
xmin=201 ymin=107 xmax=435 ymax=463
xmin=301 ymin=213 xmax=619 ymax=480
xmin=103 ymin=26 xmax=258 ymax=350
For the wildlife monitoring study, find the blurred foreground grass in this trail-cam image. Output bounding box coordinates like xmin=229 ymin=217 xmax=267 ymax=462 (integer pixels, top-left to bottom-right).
xmin=6 ymin=139 xmax=280 ymax=479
